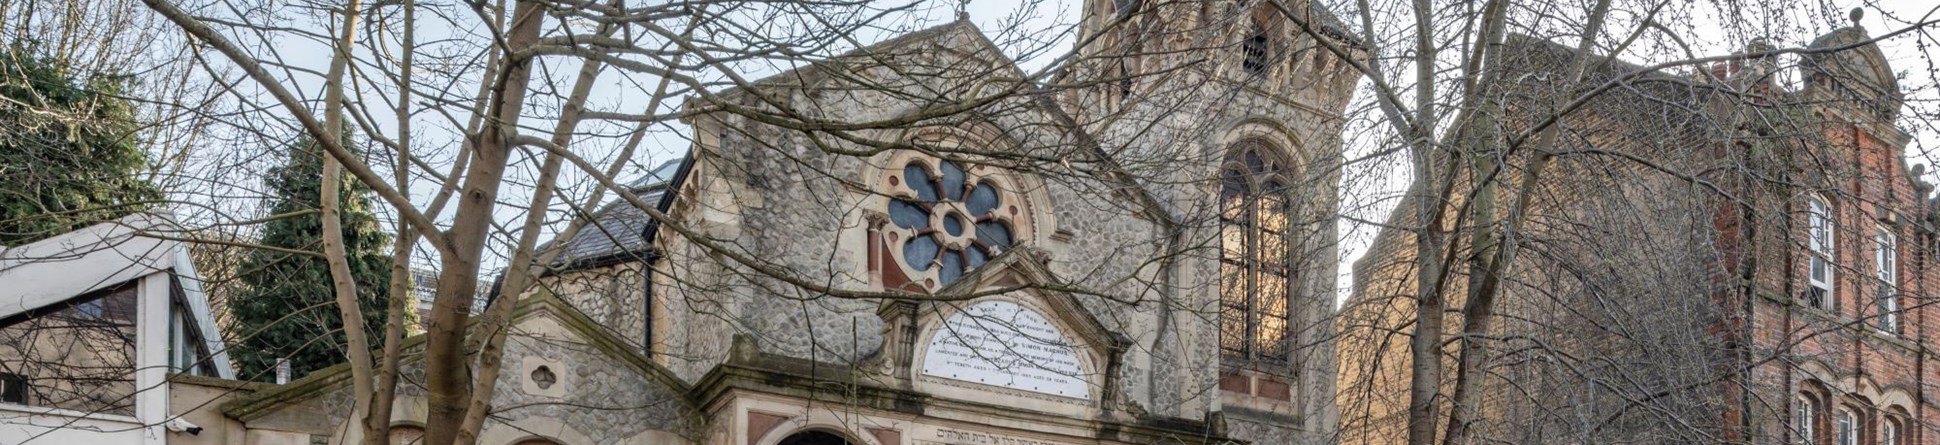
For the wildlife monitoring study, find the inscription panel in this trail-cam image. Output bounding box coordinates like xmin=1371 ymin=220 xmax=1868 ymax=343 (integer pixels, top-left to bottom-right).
xmin=916 ymin=428 xmax=1074 ymax=445
xmin=919 ymin=300 xmax=1089 ymax=399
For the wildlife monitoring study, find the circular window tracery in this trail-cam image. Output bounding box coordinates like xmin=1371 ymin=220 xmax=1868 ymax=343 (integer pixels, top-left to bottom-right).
xmin=886 ymin=158 xmax=1017 ymax=288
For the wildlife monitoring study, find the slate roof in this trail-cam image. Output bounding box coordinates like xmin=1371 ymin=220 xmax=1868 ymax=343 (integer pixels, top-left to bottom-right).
xmin=550 ymin=155 xmax=691 ymax=271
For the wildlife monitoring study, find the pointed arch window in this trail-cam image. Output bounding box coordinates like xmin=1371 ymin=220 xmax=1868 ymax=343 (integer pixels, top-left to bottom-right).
xmin=1241 ymin=25 xmax=1270 ymax=75
xmin=1219 ymin=146 xmax=1294 ymax=364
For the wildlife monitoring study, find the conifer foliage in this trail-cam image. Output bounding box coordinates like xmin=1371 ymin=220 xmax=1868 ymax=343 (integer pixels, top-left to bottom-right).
xmin=229 ymin=135 xmax=406 ymax=381
xmin=0 ymin=47 xmax=157 ymax=244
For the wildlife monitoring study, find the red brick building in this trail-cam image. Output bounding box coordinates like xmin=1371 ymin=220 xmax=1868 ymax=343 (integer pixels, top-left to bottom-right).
xmin=1339 ymin=20 xmax=1928 ymax=444
xmin=1724 ymin=23 xmax=1925 ymax=445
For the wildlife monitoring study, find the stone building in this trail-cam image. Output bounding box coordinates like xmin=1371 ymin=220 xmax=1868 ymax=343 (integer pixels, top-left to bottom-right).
xmin=1338 ymin=20 xmax=1931 ymax=444
xmin=161 ymin=1 xmax=1366 ymax=445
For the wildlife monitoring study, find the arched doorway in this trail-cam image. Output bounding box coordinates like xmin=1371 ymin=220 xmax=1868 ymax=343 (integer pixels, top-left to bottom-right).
xmin=777 ymin=430 xmax=854 ymax=445
xmin=388 ymin=425 xmax=426 ymax=445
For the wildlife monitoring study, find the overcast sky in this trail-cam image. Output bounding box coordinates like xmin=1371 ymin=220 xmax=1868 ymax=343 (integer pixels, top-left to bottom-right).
xmin=202 ymin=0 xmax=1938 ymax=300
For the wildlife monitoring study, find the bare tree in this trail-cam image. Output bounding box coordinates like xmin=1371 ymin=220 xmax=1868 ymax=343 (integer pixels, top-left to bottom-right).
xmin=1 ymin=0 xmax=1931 ymax=444
xmin=1327 ymin=0 xmax=1940 ymax=444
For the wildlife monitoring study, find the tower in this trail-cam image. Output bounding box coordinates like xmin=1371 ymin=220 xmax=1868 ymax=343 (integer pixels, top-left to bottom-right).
xmin=1067 ymin=1 xmax=1366 ymax=443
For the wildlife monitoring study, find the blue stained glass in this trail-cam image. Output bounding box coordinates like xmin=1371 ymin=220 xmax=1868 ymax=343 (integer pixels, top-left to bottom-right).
xmin=966 ymin=247 xmax=989 ymax=268
xmin=939 ymin=250 xmax=964 ymax=285
xmin=941 ymin=161 xmax=967 ymax=201
xmin=942 ymin=212 xmax=965 ymax=236
xmin=905 ymin=163 xmax=938 ymax=202
xmin=889 ymin=199 xmax=930 ymax=229
xmin=976 ymin=221 xmax=1013 ymax=248
xmin=966 ymin=183 xmax=999 ymax=215
xmin=886 ymin=159 xmax=1021 ymax=287
xmin=904 ymin=236 xmax=939 ymax=271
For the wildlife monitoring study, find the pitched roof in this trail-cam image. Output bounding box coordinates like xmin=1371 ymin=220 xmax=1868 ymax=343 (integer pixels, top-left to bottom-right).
xmin=0 ymin=212 xmax=235 ymax=378
xmin=697 ymin=19 xmax=1019 ymax=104
xmin=222 ymin=290 xmax=694 ymax=421
xmin=1349 ymin=34 xmax=1713 ymax=296
xmin=549 ymin=156 xmax=692 ymax=271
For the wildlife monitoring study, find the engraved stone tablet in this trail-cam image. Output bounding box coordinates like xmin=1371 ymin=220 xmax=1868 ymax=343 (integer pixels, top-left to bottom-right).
xmin=919 ymin=300 xmax=1089 ymax=399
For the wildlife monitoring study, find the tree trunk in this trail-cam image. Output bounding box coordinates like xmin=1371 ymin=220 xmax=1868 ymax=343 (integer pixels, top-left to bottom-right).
xmin=316 ymin=1 xmax=378 ymax=443
xmin=422 ymin=1 xmax=547 ymax=443
xmin=452 ymin=4 xmax=617 ymax=440
xmin=367 ymin=2 xmax=418 ymax=442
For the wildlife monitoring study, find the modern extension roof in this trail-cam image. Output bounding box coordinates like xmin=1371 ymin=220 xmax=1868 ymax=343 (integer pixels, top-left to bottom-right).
xmin=0 ymin=212 xmax=236 ymax=378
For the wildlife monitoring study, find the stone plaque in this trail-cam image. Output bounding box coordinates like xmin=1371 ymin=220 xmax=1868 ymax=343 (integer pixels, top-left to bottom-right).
xmin=919 ymin=300 xmax=1089 ymax=399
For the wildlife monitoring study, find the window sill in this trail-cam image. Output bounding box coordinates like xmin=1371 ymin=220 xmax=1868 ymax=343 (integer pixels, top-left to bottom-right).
xmin=1219 ymin=368 xmax=1299 ymax=415
xmin=0 ymin=403 xmax=141 ymax=424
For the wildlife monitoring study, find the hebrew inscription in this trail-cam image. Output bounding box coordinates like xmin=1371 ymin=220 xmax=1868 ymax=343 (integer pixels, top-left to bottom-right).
xmin=919 ymin=300 xmax=1089 ymax=399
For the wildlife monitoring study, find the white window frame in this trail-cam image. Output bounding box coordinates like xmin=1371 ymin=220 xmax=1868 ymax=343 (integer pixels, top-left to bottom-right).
xmin=1808 ymin=196 xmax=1835 ymax=307
xmin=1880 ymin=417 xmax=1898 ymax=445
xmin=1876 ymin=226 xmax=1899 ymax=333
xmin=1837 ymin=406 xmax=1857 ymax=445
xmin=1797 ymin=395 xmax=1818 ymax=445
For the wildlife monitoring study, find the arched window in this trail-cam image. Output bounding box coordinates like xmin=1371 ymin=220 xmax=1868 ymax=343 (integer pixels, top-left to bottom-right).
xmin=883 ymin=157 xmax=1018 ymax=290
xmin=1807 ymin=195 xmax=1835 ymax=308
xmin=778 ymin=430 xmax=854 ymax=445
xmin=1795 ymin=394 xmax=1819 ymax=445
xmin=1241 ymin=25 xmax=1269 ymax=75
xmin=1219 ymin=146 xmax=1294 ymax=364
xmin=389 ymin=425 xmax=426 ymax=445
xmin=1875 ymin=226 xmax=1898 ymax=333
xmin=1880 ymin=415 xmax=1901 ymax=445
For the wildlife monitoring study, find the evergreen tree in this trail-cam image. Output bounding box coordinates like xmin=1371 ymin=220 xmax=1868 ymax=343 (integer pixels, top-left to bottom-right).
xmin=229 ymin=135 xmax=407 ymax=381
xmin=0 ymin=47 xmax=158 ymax=244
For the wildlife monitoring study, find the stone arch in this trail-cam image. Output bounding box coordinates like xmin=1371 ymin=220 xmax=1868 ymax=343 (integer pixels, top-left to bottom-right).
xmin=752 ymin=413 xmax=884 ymax=445
xmin=777 ymin=430 xmax=854 ymax=445
xmin=327 ymin=394 xmax=431 ymax=445
xmin=1214 ymin=118 xmax=1309 ymax=168
xmin=388 ymin=423 xmax=428 ymax=445
xmin=509 ymin=436 xmax=565 ymax=445
xmin=475 ymin=416 xmax=599 ymax=445
xmin=887 ymin=122 xmax=1057 ymax=244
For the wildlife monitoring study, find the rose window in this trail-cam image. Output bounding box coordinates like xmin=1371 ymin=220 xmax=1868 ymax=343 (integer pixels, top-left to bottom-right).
xmin=886 ymin=158 xmax=1016 ymax=288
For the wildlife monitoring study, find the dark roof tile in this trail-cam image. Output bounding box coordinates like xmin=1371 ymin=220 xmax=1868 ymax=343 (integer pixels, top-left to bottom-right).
xmin=548 ymin=156 xmax=691 ymax=270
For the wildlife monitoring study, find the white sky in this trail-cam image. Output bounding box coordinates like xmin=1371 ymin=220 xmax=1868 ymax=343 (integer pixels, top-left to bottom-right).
xmin=175 ymin=0 xmax=1939 ymax=302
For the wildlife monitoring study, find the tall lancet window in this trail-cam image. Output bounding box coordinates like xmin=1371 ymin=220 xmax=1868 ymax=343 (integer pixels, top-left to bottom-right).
xmin=1219 ymin=145 xmax=1294 ymax=363
xmin=1241 ymin=25 xmax=1270 ymax=75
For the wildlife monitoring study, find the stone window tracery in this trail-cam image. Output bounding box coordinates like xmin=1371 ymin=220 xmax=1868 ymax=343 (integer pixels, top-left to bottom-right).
xmin=1219 ymin=145 xmax=1294 ymax=364
xmin=1242 ymin=25 xmax=1270 ymax=75
xmin=881 ymin=156 xmax=1021 ymax=290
